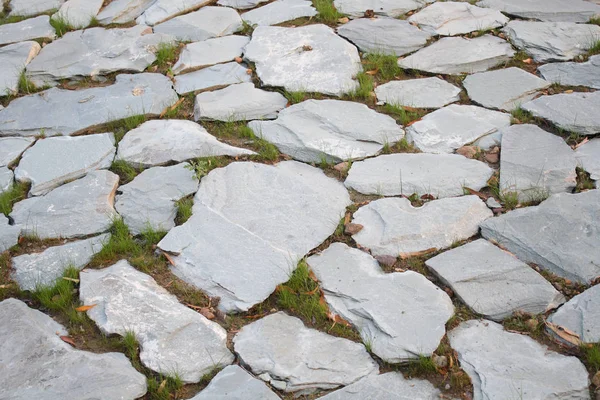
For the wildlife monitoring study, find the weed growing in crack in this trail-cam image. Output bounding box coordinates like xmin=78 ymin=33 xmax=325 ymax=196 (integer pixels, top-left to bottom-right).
xmin=175 ymin=196 xmax=194 ymax=225
xmin=154 ymin=42 xmax=179 ymax=71
xmin=345 ymin=72 xmax=374 ymax=101
xmin=313 ymin=0 xmax=342 ymax=24
xmin=106 ymin=114 xmax=147 ymax=143
xmin=49 ymin=15 xmax=74 ymax=37
xmin=363 ymin=53 xmax=403 ymax=81
xmin=0 ymin=181 xmax=29 ymax=216
xmin=110 ymin=160 xmax=141 ymax=184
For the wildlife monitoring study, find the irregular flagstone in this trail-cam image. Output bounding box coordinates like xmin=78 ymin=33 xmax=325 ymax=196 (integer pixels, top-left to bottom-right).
xmin=0 ymin=73 xmax=178 ymax=137
xmin=345 ymin=153 xmax=493 ymax=198
xmin=174 ymin=62 xmax=251 ymax=95
xmin=79 ymin=260 xmax=234 ymax=383
xmin=499 ymin=124 xmax=577 ymax=201
xmin=0 ymin=215 xmax=20 ymax=252
xmin=173 ymin=35 xmax=250 ymax=75
xmin=0 ymin=15 xmax=55 ymax=46
xmin=0 ymin=41 xmax=41 ymax=96
xmin=11 ymin=234 xmax=109 ymax=291
xmin=10 ymin=170 xmax=119 ymax=240
xmin=576 ymin=138 xmax=600 ymax=181
xmin=233 ymin=312 xmax=379 ymax=393
xmin=522 ymin=91 xmax=600 ymax=136
xmin=8 ymin=0 xmax=65 ymax=17
xmin=547 ymin=284 xmax=600 ymax=344
xmin=449 ymin=320 xmax=590 ymax=399
xmin=406 ymin=104 xmax=511 ymax=154
xmin=52 ymin=0 xmax=104 ymax=29
xmin=115 ymin=163 xmax=199 ymax=234
xmin=190 ymin=365 xmax=280 ymax=400
xmin=154 ymin=6 xmax=242 ymax=42
xmin=96 ymin=0 xmax=154 ymax=24
xmin=158 ymin=161 xmax=351 ymax=312
xmin=0 ymin=166 xmax=13 ymax=192
xmin=15 ymin=133 xmax=116 ymax=196
xmin=241 ymin=0 xmax=317 ymax=27
xmin=0 ymin=298 xmax=147 ymax=400
xmin=0 ymin=137 xmax=35 ymax=167
xmin=136 ymin=0 xmax=212 ymax=25
xmin=463 ymin=67 xmax=550 ymax=111
xmin=426 ymin=239 xmax=565 ymax=321
xmin=477 ymin=0 xmax=600 ymax=23
xmin=375 ymin=77 xmax=460 ymax=109
xmin=352 ymin=195 xmax=492 ymax=257
xmin=337 ymin=18 xmax=431 ymax=56
xmin=116 ymin=119 xmax=254 ymax=167
xmin=194 ymin=82 xmax=287 ymax=121
xmin=333 ymin=0 xmax=432 ymax=18
xmin=538 ymin=55 xmax=600 ymax=90
xmin=408 ymin=1 xmax=508 ymax=36
xmin=308 ymin=243 xmax=454 ymax=362
xmin=217 ymin=0 xmax=269 ymax=9
xmin=501 ymin=21 xmax=600 ymax=63
xmin=248 ymin=99 xmax=404 ymax=163
xmin=244 ymin=24 xmax=361 ymax=96
xmin=481 ymin=190 xmax=600 ymax=284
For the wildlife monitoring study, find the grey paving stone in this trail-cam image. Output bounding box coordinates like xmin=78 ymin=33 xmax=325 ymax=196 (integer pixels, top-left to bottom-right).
xmin=0 ymin=166 xmax=13 ymax=193
xmin=52 ymin=0 xmax=104 ymax=29
xmin=375 ymin=77 xmax=461 ymax=109
xmin=190 ymin=365 xmax=280 ymax=400
xmin=174 ymin=62 xmax=251 ymax=95
xmin=154 ymin=6 xmax=242 ymax=42
xmin=0 ymin=137 xmax=35 ymax=167
xmin=0 ymin=214 xmax=20 ymax=252
xmin=217 ymin=0 xmax=269 ymax=9
xmin=172 ymin=35 xmax=250 ymax=75
xmin=0 ymin=41 xmax=41 ymax=95
xmin=547 ymin=284 xmax=600 ymax=344
xmin=538 ymin=55 xmax=600 ymax=90
xmin=575 ymin=138 xmax=600 ymax=181
xmin=477 ymin=0 xmax=600 ymax=23
xmin=241 ymin=0 xmax=317 ymax=26
xmin=136 ymin=0 xmax=212 ymax=25
xmin=8 ymin=0 xmax=65 ymax=17
xmin=333 ymin=0 xmax=433 ymax=18
xmin=0 ymin=15 xmax=55 ymax=46
xmin=96 ymin=0 xmax=154 ymax=24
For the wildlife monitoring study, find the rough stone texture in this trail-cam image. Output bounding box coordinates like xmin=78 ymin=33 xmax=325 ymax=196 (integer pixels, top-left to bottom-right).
xmin=79 ymin=260 xmax=234 ymax=383
xmin=0 ymin=137 xmax=35 ymax=167
xmin=406 ymin=104 xmax=511 ymax=154
xmin=154 ymin=6 xmax=242 ymax=42
xmin=96 ymin=0 xmax=154 ymax=24
xmin=0 ymin=215 xmax=20 ymax=252
xmin=194 ymin=82 xmax=287 ymax=121
xmin=174 ymin=62 xmax=251 ymax=95
xmin=158 ymin=161 xmax=351 ymax=312
xmin=352 ymin=196 xmax=492 ymax=257
xmin=242 ymin=0 xmax=317 ymax=27
xmin=53 ymin=0 xmax=104 ymax=29
xmin=10 ymin=170 xmax=119 ymax=240
xmin=116 ymin=119 xmax=254 ymax=167
xmin=375 ymin=77 xmax=461 ymax=109
xmin=0 ymin=41 xmax=41 ymax=95
xmin=538 ymin=55 xmax=600 ymax=90
xmin=449 ymin=320 xmax=591 ymax=399
xmin=248 ymin=99 xmax=404 ymax=163
xmin=463 ymin=67 xmax=550 ymax=111
xmin=244 ymin=24 xmax=361 ymax=96
xmin=172 ymin=35 xmax=250 ymax=75
xmin=233 ymin=312 xmax=378 ymax=393
xmin=575 ymin=138 xmax=600 ymax=181
xmin=499 ymin=124 xmax=577 ymax=201
xmin=0 ymin=15 xmax=55 ymax=46
xmin=136 ymin=0 xmax=212 ymax=25
xmin=337 ymin=18 xmax=431 ymax=56
xmin=0 ymin=298 xmax=147 ymax=400
xmin=334 ymin=0 xmax=432 ymax=18
xmin=522 ymin=91 xmax=600 ymax=136
xmin=308 ymin=243 xmax=453 ymax=362
xmin=345 ymin=153 xmax=493 ymax=198
xmin=399 ymin=35 xmax=514 ymax=75
xmin=8 ymin=0 xmax=65 ymax=17
xmin=190 ymin=365 xmax=280 ymax=400
xmin=477 ymin=0 xmax=600 ymax=23
xmin=426 ymin=239 xmax=565 ymax=321
xmin=481 ymin=190 xmax=600 ymax=284
xmin=115 ymin=163 xmax=199 ymax=234
xmin=0 ymin=166 xmax=12 ymax=192
xmin=0 ymin=73 xmax=178 ymax=137
xmin=547 ymin=284 xmax=600 ymax=344
xmin=319 ymin=373 xmax=442 ymax=399
xmin=217 ymin=0 xmax=269 ymax=9
xmin=408 ymin=2 xmax=509 ymax=36
xmin=11 ymin=234 xmax=109 ymax=291
xmin=15 ymin=133 xmax=116 ymax=196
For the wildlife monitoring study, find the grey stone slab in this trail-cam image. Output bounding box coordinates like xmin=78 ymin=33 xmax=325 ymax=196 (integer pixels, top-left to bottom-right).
xmin=173 ymin=35 xmax=250 ymax=75
xmin=0 ymin=166 xmax=13 ymax=193
xmin=352 ymin=195 xmax=492 ymax=257
xmin=576 ymin=138 xmax=600 ymax=181
xmin=136 ymin=0 xmax=212 ymax=25
xmin=337 ymin=17 xmax=431 ymax=56
xmin=241 ymin=0 xmax=317 ymax=27
xmin=539 ymin=55 xmax=600 ymax=90
xmin=477 ymin=0 xmax=600 ymax=23
xmin=449 ymin=320 xmax=591 ymax=399
xmin=194 ymin=82 xmax=287 ymax=121
xmin=345 ymin=153 xmax=493 ymax=198
xmin=52 ymin=0 xmax=104 ymax=29
xmin=15 ymin=132 xmax=115 ymax=196
xmin=426 ymin=239 xmax=565 ymax=321
xmin=0 ymin=73 xmax=178 ymax=137
xmin=8 ymin=0 xmax=65 ymax=17
xmin=481 ymin=190 xmax=600 ymax=284
xmin=190 ymin=365 xmax=280 ymax=400
xmin=463 ymin=67 xmax=550 ymax=111
xmin=0 ymin=214 xmax=20 ymax=252
xmin=80 ymin=260 xmax=234 ymax=383
xmin=96 ymin=0 xmax=154 ymax=24
xmin=11 ymin=170 xmax=119 ymax=239
xmin=174 ymin=62 xmax=251 ymax=95
xmin=244 ymin=24 xmax=361 ymax=96
xmin=249 ymin=99 xmax=404 ymax=163
xmin=233 ymin=312 xmax=379 ymax=393
xmin=0 ymin=41 xmax=41 ymax=96
xmin=547 ymin=284 xmax=600 ymax=344
xmin=154 ymin=6 xmax=242 ymax=42
xmin=0 ymin=137 xmax=35 ymax=167
xmin=116 ymin=119 xmax=254 ymax=167
xmin=333 ymin=0 xmax=433 ymax=18
xmin=308 ymin=243 xmax=453 ymax=362
xmin=217 ymin=0 xmax=268 ymax=9
xmin=0 ymin=15 xmax=55 ymax=46
xmin=399 ymin=35 xmax=514 ymax=75
xmin=11 ymin=234 xmax=109 ymax=291
xmin=375 ymin=77 xmax=461 ymax=109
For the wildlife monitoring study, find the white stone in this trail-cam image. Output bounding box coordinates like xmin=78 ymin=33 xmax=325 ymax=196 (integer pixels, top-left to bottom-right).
xmin=190 ymin=365 xmax=280 ymax=400
xmin=0 ymin=15 xmax=55 ymax=46
xmin=334 ymin=0 xmax=432 ymax=18
xmin=96 ymin=0 xmax=154 ymax=25
xmin=241 ymin=0 xmax=317 ymax=27
xmin=52 ymin=0 xmax=104 ymax=29
xmin=172 ymin=35 xmax=250 ymax=75
xmin=477 ymin=0 xmax=600 ymax=23
xmin=576 ymin=138 xmax=600 ymax=181
xmin=0 ymin=137 xmax=34 ymax=167
xmin=0 ymin=215 xmax=20 ymax=252
xmin=8 ymin=0 xmax=65 ymax=17
xmin=217 ymin=0 xmax=268 ymax=9
xmin=375 ymin=77 xmax=461 ymax=109
xmin=153 ymin=6 xmax=242 ymax=42
xmin=0 ymin=167 xmax=13 ymax=193
xmin=538 ymin=55 xmax=600 ymax=90
xmin=0 ymin=41 xmax=41 ymax=96
xmin=136 ymin=0 xmax=212 ymax=25
xmin=319 ymin=373 xmax=442 ymax=399
xmin=174 ymin=62 xmax=251 ymax=95
xmin=547 ymin=284 xmax=600 ymax=344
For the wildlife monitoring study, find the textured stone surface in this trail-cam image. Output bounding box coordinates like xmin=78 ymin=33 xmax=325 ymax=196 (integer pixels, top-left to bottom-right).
xmin=334 ymin=0 xmax=432 ymax=18
xmin=399 ymin=35 xmax=514 ymax=75
xmin=375 ymin=77 xmax=461 ymax=109
xmin=8 ymin=0 xmax=65 ymax=16
xmin=481 ymin=190 xmax=600 ymax=284
xmin=217 ymin=0 xmax=269 ymax=9
xmin=575 ymin=138 xmax=600 ymax=181
xmin=352 ymin=196 xmax=492 ymax=257
xmin=242 ymin=0 xmax=317 ymax=27
xmin=80 ymin=260 xmax=234 ymax=383
xmin=53 ymin=0 xmax=104 ymax=28
xmin=0 ymin=137 xmax=34 ymax=167
xmin=249 ymin=99 xmax=404 ymax=162
xmin=0 ymin=215 xmax=20 ymax=252
xmin=320 ymin=373 xmax=442 ymax=399
xmin=233 ymin=312 xmax=378 ymax=393
xmin=174 ymin=62 xmax=251 ymax=95
xmin=0 ymin=41 xmax=41 ymax=95
xmin=154 ymin=6 xmax=242 ymax=42
xmin=0 ymin=298 xmax=147 ymax=400
xmin=190 ymin=365 xmax=280 ymax=400
xmin=538 ymin=55 xmax=600 ymax=90
xmin=11 ymin=170 xmax=119 ymax=240
xmin=244 ymin=24 xmax=361 ymax=96
xmin=449 ymin=320 xmax=591 ymax=399
xmin=547 ymin=284 xmax=600 ymax=344
xmin=308 ymin=243 xmax=453 ymax=362
xmin=96 ymin=0 xmax=154 ymax=24
xmin=0 ymin=167 xmax=12 ymax=192
xmin=477 ymin=0 xmax=600 ymax=23
xmin=136 ymin=0 xmax=212 ymax=25
xmin=173 ymin=35 xmax=250 ymax=74
xmin=0 ymin=15 xmax=55 ymax=46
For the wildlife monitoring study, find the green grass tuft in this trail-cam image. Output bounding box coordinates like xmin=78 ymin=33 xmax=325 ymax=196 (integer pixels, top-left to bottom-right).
xmin=254 ymin=137 xmax=280 ymax=161
xmin=380 ymin=103 xmax=425 ymax=127
xmin=49 ymin=15 xmax=74 ymax=37
xmin=277 ymin=260 xmax=326 ymax=322
xmin=313 ymin=0 xmax=342 ymax=24
xmin=510 ymin=107 xmax=535 ymax=124
xmin=175 ymin=197 xmax=193 ymax=225
xmin=110 ymin=160 xmax=141 ymax=184
xmin=407 ymin=355 xmax=438 ymax=375
xmin=582 ymin=343 xmax=600 ymax=372
xmin=0 ymin=181 xmax=29 ymax=216
xmin=106 ymin=114 xmax=147 ymax=143
xmin=587 ymin=39 xmax=600 ymax=56
xmin=154 ymin=42 xmax=179 ymax=70
xmin=284 ymin=90 xmax=306 ymax=104
xmin=185 ymin=157 xmax=229 ymax=180
xmin=91 ymin=218 xmax=143 ymax=265
xmin=363 ymin=53 xmax=402 ymax=81
xmin=345 ymin=72 xmax=374 ymax=101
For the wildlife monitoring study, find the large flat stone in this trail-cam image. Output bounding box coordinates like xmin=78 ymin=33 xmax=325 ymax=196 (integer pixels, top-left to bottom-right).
xmin=319 ymin=373 xmax=442 ymax=399
xmin=248 ymin=99 xmax=404 ymax=163
xmin=575 ymin=138 xmax=600 ymax=181
xmin=352 ymin=195 xmax=492 ymax=257
xmin=333 ymin=0 xmax=432 ymax=18
xmin=0 ymin=15 xmax=55 ymax=46
xmin=0 ymin=73 xmax=178 ymax=137
xmin=217 ymin=0 xmax=269 ymax=9
xmin=0 ymin=298 xmax=147 ymax=400
xmin=0 ymin=41 xmax=41 ymax=95
xmin=8 ymin=0 xmax=65 ymax=17
xmin=233 ymin=312 xmax=378 ymax=393
xmin=174 ymin=62 xmax=251 ymax=95
xmin=190 ymin=365 xmax=280 ymax=400
xmin=375 ymin=77 xmax=461 ymax=109
xmin=448 ymin=320 xmax=590 ymax=399
xmin=244 ymin=24 xmax=361 ymax=96
xmin=345 ymin=153 xmax=493 ymax=198
xmin=79 ymin=260 xmax=234 ymax=383
xmin=96 ymin=0 xmax=154 ymax=24
xmin=52 ymin=0 xmax=104 ymax=29
xmin=477 ymin=0 xmax=600 ymax=22
xmin=172 ymin=35 xmax=250 ymax=75
xmin=154 ymin=6 xmax=242 ymax=42
xmin=0 ymin=137 xmax=34 ymax=167
xmin=308 ymin=243 xmax=453 ymax=362
xmin=241 ymin=0 xmax=317 ymax=27
xmin=481 ymin=190 xmax=600 ymax=284
xmin=0 ymin=215 xmax=20 ymax=252
xmin=538 ymin=55 xmax=600 ymax=90
xmin=136 ymin=0 xmax=211 ymax=25
xmin=547 ymin=284 xmax=600 ymax=344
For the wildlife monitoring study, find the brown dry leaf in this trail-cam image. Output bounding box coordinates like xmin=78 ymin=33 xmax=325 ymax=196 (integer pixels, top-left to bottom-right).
xmin=246 ymin=68 xmax=252 ymax=75
xmin=60 ymin=336 xmax=76 ymax=346
xmin=131 ymin=87 xmax=145 ymax=96
xmin=235 ymin=57 xmax=243 ymax=63
xmin=545 ymin=320 xmax=582 ymax=346
xmin=338 ymin=17 xmax=349 ymax=24
xmin=522 ymin=58 xmax=532 ymax=64
xmin=573 ymin=137 xmax=589 ymax=150
xmin=158 ymin=379 xmax=167 ymax=393
xmin=365 ymin=70 xmax=378 ymax=75
xmin=564 ymin=90 xmax=574 ymax=94
xmin=308 ymin=269 xmax=318 ymax=282
xmin=161 ymin=251 xmax=176 ymax=266
xmin=463 ymin=187 xmax=488 ymax=200
xmin=75 ymin=304 xmax=96 ymax=312
xmin=160 ymin=97 xmax=184 ymax=118
xmin=399 ymin=247 xmax=436 ymax=259
xmin=62 ymin=277 xmax=80 ymax=283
